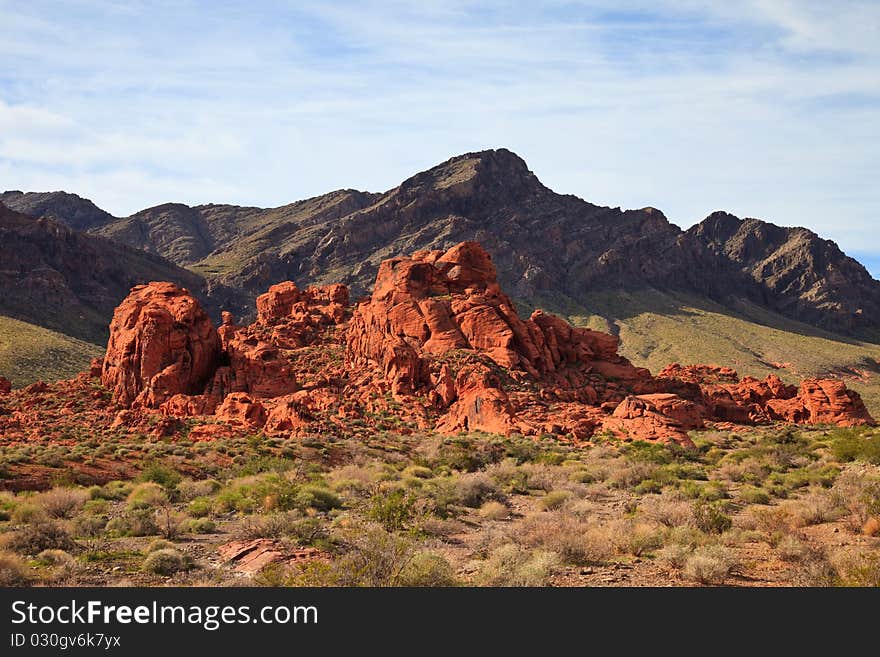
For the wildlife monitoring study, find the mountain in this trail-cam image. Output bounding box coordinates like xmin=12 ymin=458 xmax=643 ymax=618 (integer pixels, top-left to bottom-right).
xmin=0 ymin=190 xmax=116 ymax=231
xmin=0 ymin=202 xmax=236 ymax=344
xmin=687 ymin=211 xmax=880 ymax=334
xmin=3 ymin=149 xmax=880 ymax=408
xmin=22 ymin=148 xmax=872 ymax=339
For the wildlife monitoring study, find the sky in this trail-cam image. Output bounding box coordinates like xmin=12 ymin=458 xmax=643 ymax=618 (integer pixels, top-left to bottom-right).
xmin=1 ymin=1 xmax=878 ymax=273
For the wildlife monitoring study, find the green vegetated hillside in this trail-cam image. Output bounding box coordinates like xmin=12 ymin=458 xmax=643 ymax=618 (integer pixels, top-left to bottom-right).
xmin=0 ymin=315 xmax=103 ymax=387
xmin=520 ymin=287 xmax=880 ymax=417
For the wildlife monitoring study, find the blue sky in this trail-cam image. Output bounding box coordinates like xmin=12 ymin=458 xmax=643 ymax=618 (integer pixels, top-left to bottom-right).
xmin=1 ymin=1 xmax=878 ymax=274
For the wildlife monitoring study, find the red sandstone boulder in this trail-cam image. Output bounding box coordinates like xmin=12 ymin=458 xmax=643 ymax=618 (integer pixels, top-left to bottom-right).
xmin=0 ymin=376 xmax=10 ymax=395
xmin=765 ymin=378 xmax=873 ymax=426
xmin=601 ymin=396 xmax=695 ymax=446
xmin=436 ymin=364 xmax=521 ymax=435
xmin=101 ymin=282 xmax=220 ymax=408
xmin=215 ymin=392 xmax=267 ymax=427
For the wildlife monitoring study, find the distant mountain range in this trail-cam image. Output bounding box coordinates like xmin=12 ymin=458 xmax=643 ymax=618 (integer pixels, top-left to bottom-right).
xmin=2 ymin=148 xmax=879 ymax=407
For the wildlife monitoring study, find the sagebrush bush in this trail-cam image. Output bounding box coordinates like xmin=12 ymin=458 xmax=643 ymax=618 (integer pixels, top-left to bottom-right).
xmin=683 ymin=545 xmax=738 ymax=585
xmin=538 ymin=490 xmax=571 ymax=511
xmin=36 ymin=488 xmax=88 ymax=519
xmin=517 ymin=511 xmax=613 ymax=566
xmin=641 ymin=491 xmax=694 ymax=527
xmin=127 ymin=482 xmax=169 ymax=510
xmin=475 ymin=544 xmax=560 ymax=587
xmin=176 ymin=479 xmax=221 ymax=501
xmin=658 ymin=543 xmax=693 ymax=570
xmin=1 ymin=521 xmax=77 ymax=554
xmin=10 ymin=503 xmax=47 ymax=525
xmin=452 ymin=472 xmax=498 ymax=508
xmin=397 ymin=551 xmax=458 ymax=587
xmin=693 ymin=500 xmax=732 ymax=534
xmin=367 ymin=489 xmax=417 ymax=531
xmin=0 ymin=551 xmax=30 ymax=587
xmin=142 ymin=549 xmax=189 ymax=576
xmin=106 ymin=509 xmax=158 ymax=537
xmin=478 ymin=501 xmax=509 ymax=520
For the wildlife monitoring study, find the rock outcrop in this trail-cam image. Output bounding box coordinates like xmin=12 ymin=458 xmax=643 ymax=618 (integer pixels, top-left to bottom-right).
xmin=100 ymin=282 xmax=220 ymax=408
xmin=4 ymin=241 xmax=872 ymax=452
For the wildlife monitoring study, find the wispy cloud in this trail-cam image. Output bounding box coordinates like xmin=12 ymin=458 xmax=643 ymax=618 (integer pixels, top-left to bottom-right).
xmin=0 ymin=0 xmax=878 ymax=269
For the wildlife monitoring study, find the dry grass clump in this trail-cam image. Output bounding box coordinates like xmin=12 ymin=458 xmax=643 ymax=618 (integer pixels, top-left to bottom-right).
xmin=830 ymin=467 xmax=880 ymax=531
xmin=0 ymin=551 xmax=31 ymax=587
xmin=516 ymin=511 xmax=613 ymax=565
xmin=609 ymin=519 xmax=664 ymax=557
xmin=35 ymin=488 xmax=89 ymax=519
xmin=474 ymin=544 xmax=560 ymax=586
xmin=640 ymin=491 xmax=694 ymax=527
xmin=682 ymin=545 xmax=739 ymax=585
xmin=478 ymin=501 xmax=509 ymax=520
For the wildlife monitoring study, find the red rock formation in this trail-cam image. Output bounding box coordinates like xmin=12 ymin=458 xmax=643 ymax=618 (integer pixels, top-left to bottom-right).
xmin=765 ymin=378 xmax=873 ymax=426
xmin=0 ymin=376 xmax=11 ymax=394
xmin=100 ymin=282 xmax=220 ymax=408
xmin=3 ymin=241 xmax=872 ymax=457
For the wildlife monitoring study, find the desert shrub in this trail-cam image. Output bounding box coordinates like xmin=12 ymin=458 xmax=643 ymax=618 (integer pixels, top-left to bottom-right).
xmin=106 ymin=509 xmax=158 ymax=537
xmin=608 ymin=461 xmax=658 ymax=490
xmin=0 ymin=551 xmax=31 ymax=587
xmin=35 ymin=548 xmax=75 ymax=567
xmin=82 ymin=499 xmax=109 ymax=515
xmin=90 ymin=480 xmax=132 ymax=501
xmin=10 ymin=503 xmax=47 ymax=524
xmin=142 ymin=549 xmax=189 ymax=576
xmin=518 ymin=512 xmax=613 ymax=565
xmin=137 ymin=462 xmax=182 ymax=490
xmin=127 ymin=482 xmax=169 ymax=510
xmin=176 ymin=479 xmax=221 ymax=501
xmin=154 ymin=506 xmax=186 ymax=540
xmin=367 ymin=489 xmax=418 ymax=532
xmin=830 ymin=549 xmax=880 ymax=587
xmin=787 ymin=490 xmax=839 ymax=527
xmin=693 ymin=500 xmax=732 ymax=534
xmin=71 ymin=514 xmax=106 ymax=538
xmin=187 ymin=496 xmax=214 ymax=518
xmin=145 ymin=538 xmax=174 ymax=553
xmin=478 ymin=501 xmax=509 ymax=520
xmin=1 ymin=521 xmax=76 ymax=554
xmin=611 ymin=520 xmax=664 ymax=557
xmin=287 ymin=485 xmax=342 ymax=513
xmin=402 ymin=465 xmax=433 ymax=479
xmin=658 ymin=543 xmax=693 ymax=570
xmin=777 ymin=535 xmax=810 ymax=562
xmin=683 ymin=545 xmax=738 ymax=585
xmin=397 ymin=551 xmax=458 ymax=586
xmin=451 ymin=472 xmax=498 ymax=508
xmin=641 ymin=492 xmax=694 ymax=527
xmin=738 ymin=486 xmax=770 ymax=505
xmin=186 ymin=518 xmax=216 ymax=534
xmin=830 ymin=468 xmax=880 ymax=530
xmin=36 ymin=488 xmax=88 ymax=519
xmin=475 ymin=544 xmax=560 ymax=586
xmin=830 ymin=429 xmax=880 ymax=464
xmin=236 ymin=514 xmax=292 ymax=540
xmin=539 ymin=490 xmax=571 ymax=511
xmin=310 ymin=523 xmax=419 ymax=587
xmin=284 ymin=516 xmax=329 ymax=546
xmin=485 ymin=460 xmax=530 ymax=494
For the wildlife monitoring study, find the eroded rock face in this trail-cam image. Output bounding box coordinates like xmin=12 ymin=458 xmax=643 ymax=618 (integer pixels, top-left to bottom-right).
xmin=25 ymin=241 xmax=869 ymax=451
xmin=100 ymin=282 xmax=220 ymax=408
xmin=0 ymin=377 xmax=11 ymax=394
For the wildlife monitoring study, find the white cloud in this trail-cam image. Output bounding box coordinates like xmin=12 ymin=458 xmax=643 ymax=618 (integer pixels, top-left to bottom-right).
xmin=0 ymin=0 xmax=878 ymax=261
